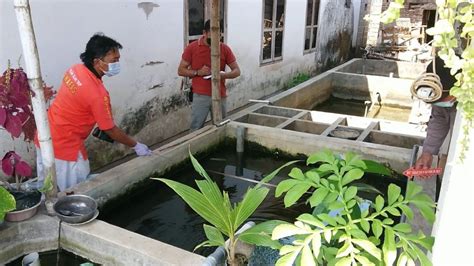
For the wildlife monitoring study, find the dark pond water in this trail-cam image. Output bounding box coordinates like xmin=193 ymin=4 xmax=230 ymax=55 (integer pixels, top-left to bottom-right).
xmin=99 ymin=141 xmax=406 ymax=257
xmin=313 ymin=96 xmax=411 ymax=122
xmin=7 ymin=249 xmax=92 ymax=266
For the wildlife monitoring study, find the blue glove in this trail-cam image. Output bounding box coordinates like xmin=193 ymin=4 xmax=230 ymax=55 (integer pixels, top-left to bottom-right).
xmin=133 ymin=142 xmax=152 ymax=156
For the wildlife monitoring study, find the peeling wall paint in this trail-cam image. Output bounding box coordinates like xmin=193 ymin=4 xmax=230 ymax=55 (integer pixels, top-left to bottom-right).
xmin=137 ymin=2 xmax=160 ymax=20
xmin=1 ymin=0 xmax=354 ymax=172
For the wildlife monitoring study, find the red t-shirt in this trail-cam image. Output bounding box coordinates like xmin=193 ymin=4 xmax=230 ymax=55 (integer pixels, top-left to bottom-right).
xmin=37 ymin=64 xmax=115 ymax=161
xmin=181 ymin=36 xmax=236 ymax=97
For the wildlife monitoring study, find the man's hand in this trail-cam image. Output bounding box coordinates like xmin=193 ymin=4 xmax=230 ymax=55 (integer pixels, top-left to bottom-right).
xmin=134 ymin=142 xmax=152 ymax=156
xmin=415 ymin=152 xmax=433 ymax=170
xmin=43 ymin=84 xmax=56 ymax=101
xmin=198 ymin=65 xmax=211 ymax=76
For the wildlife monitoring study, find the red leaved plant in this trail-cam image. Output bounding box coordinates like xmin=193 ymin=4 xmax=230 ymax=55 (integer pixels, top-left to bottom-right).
xmin=0 ymin=64 xmax=54 ymax=188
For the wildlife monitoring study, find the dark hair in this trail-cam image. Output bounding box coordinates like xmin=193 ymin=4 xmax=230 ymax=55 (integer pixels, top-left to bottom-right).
xmin=203 ymin=19 xmax=224 ymax=33
xmin=204 ymin=20 xmax=211 ymax=32
xmin=80 ymin=33 xmax=122 ymax=67
xmin=428 ymin=56 xmax=458 ymax=97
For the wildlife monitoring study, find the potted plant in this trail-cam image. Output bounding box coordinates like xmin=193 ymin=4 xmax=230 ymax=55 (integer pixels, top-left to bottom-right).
xmin=0 ymin=64 xmax=54 ymax=222
xmin=1 ymin=151 xmax=42 ymax=222
xmin=239 ymin=150 xmax=436 ymax=265
xmin=153 ymin=151 xmax=298 ymax=266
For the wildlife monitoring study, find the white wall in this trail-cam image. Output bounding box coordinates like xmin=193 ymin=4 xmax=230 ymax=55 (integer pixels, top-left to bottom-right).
xmin=431 ymin=110 xmax=474 ymax=265
xmin=1 ymin=0 xmax=354 ymax=170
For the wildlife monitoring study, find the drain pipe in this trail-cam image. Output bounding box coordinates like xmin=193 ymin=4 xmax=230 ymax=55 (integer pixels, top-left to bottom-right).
xmin=215 ymin=119 xmax=231 ymax=127
xmin=363 ymin=100 xmax=372 ymax=117
xmin=21 ymin=252 xmax=39 ymax=266
xmin=14 ymin=0 xmax=58 ymax=200
xmin=236 ymin=126 xmax=245 ymax=153
xmin=409 ymin=144 xmax=420 ymax=168
xmin=203 ymin=221 xmax=256 ymax=266
xmin=248 ymin=99 xmax=272 ymax=105
xmin=236 ymin=126 xmax=245 ymax=176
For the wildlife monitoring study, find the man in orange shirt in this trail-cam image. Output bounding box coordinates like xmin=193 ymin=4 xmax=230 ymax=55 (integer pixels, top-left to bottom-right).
xmin=36 ymin=33 xmax=152 ymax=191
xmin=178 ymin=20 xmax=240 ymax=130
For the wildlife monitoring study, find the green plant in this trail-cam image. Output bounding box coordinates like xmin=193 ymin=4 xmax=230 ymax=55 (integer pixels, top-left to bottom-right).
xmin=286 ymin=73 xmax=311 ymax=89
xmin=153 ymin=151 xmax=297 ymax=266
xmin=0 ymin=186 xmax=16 ymax=222
xmin=240 ymin=150 xmax=436 ymax=266
xmin=382 ymin=0 xmax=473 ymax=161
xmin=1 ymin=64 xmax=54 ymax=194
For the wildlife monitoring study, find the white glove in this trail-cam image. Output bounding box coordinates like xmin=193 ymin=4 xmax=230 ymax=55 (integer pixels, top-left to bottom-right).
xmin=133 ymin=142 xmax=152 ymax=156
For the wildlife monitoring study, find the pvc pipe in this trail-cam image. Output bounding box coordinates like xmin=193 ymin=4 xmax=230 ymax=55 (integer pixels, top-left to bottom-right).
xmin=248 ymin=99 xmax=272 ymax=104
xmin=236 ymin=126 xmax=245 ymax=153
xmin=21 ymin=252 xmax=40 ymax=266
xmin=14 ymin=0 xmax=58 ymax=198
xmin=203 ymin=221 xmax=256 ymax=266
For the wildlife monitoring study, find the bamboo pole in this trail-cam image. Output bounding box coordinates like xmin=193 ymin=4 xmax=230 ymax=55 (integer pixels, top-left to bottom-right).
xmin=13 ymin=0 xmax=57 ymax=198
xmin=210 ymin=0 xmax=222 ymax=124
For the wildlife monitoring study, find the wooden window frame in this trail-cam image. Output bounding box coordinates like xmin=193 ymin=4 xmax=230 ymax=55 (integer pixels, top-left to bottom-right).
xmin=304 ymin=0 xmax=320 ymax=54
xmin=184 ymin=0 xmax=227 ymax=47
xmin=260 ymin=0 xmax=286 ymax=65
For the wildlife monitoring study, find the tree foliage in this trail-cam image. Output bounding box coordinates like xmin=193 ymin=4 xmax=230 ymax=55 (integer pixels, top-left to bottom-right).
xmin=382 ymin=0 xmax=474 ymax=161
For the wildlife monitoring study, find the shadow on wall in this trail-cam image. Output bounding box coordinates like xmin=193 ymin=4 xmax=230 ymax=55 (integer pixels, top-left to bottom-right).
xmin=320 ymin=30 xmax=353 ymax=72
xmin=87 ymin=93 xmax=189 ymax=170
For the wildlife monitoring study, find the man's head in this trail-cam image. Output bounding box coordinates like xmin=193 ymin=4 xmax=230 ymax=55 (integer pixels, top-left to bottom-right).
xmin=202 ymin=19 xmax=223 ymax=46
xmin=80 ymin=33 xmax=122 ymax=77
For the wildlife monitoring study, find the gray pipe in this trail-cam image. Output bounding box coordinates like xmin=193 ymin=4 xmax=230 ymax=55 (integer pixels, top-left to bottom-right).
xmin=248 ymin=99 xmax=272 ymax=104
xmin=236 ymin=126 xmax=245 ymax=153
xmin=202 ymin=221 xmax=256 ymax=266
xmin=202 ymin=247 xmax=226 ymax=266
xmin=409 ymin=144 xmax=420 ymax=168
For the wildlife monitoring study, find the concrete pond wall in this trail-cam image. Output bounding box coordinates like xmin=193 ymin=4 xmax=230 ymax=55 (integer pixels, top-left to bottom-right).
xmin=0 ymin=58 xmax=431 ymax=265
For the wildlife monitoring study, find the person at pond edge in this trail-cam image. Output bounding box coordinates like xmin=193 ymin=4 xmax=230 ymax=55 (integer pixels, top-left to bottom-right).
xmin=35 ymin=33 xmax=152 ymax=192
xmin=178 ymin=19 xmax=241 ymax=130
xmin=414 ymin=56 xmax=457 ymax=172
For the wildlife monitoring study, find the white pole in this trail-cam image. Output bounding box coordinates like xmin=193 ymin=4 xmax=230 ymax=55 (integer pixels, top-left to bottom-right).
xmin=13 ymin=0 xmax=57 ymax=198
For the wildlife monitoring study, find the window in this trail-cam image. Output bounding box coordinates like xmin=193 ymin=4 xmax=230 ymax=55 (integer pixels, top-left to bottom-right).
xmin=261 ymin=0 xmax=285 ymax=64
xmin=185 ymin=0 xmax=226 ymax=45
xmin=304 ymin=0 xmax=320 ymax=53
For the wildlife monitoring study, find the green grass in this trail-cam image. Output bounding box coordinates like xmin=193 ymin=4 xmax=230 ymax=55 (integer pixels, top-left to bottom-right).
xmin=286 ymin=73 xmax=310 ymax=89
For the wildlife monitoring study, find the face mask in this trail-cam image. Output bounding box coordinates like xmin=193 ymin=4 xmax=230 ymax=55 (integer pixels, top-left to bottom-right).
xmin=433 ymin=100 xmax=455 ymax=108
xmin=103 ymin=61 xmax=121 ymax=77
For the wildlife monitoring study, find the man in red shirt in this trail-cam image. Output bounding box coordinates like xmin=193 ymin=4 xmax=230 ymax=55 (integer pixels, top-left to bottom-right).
xmin=178 ymin=20 xmax=240 ymax=130
xmin=36 ymin=33 xmax=152 ymax=191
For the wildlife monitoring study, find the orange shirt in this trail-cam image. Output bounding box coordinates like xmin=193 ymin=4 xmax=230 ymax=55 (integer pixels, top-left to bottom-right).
xmin=181 ymin=36 xmax=236 ymax=97
xmin=40 ymin=64 xmax=115 ymax=161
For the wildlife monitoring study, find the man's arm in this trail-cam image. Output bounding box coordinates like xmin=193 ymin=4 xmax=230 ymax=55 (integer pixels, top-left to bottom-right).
xmin=104 ymin=126 xmax=136 ymax=147
xmin=178 ymin=59 xmax=211 ymax=78
xmin=178 ymin=59 xmax=194 ymax=78
xmin=415 ymin=106 xmax=452 ymax=169
xmin=221 ymin=61 xmax=240 ymax=80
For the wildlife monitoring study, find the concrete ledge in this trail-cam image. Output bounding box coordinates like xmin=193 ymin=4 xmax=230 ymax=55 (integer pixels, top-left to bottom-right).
xmin=1 ymin=211 xmax=205 ymax=265
xmin=61 ymin=219 xmax=204 ymax=266
xmin=0 ymin=212 xmax=58 ymax=264
xmin=226 ymin=122 xmax=413 ymax=172
xmin=65 ymin=125 xmax=226 ymax=206
xmin=335 ymin=58 xmax=426 ymax=79
xmin=331 ymin=72 xmax=415 ymax=108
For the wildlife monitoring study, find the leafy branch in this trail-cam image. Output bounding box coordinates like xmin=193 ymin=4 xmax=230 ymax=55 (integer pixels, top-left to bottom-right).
xmin=240 ymin=150 xmax=436 ymax=266
xmin=382 ymin=0 xmax=474 ymax=161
